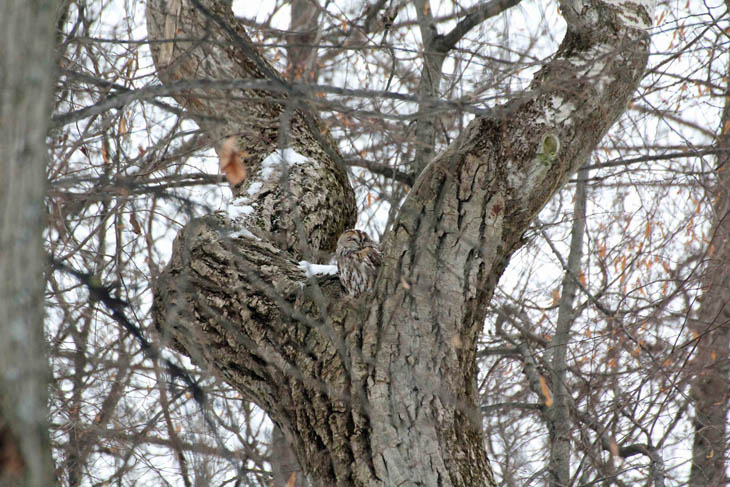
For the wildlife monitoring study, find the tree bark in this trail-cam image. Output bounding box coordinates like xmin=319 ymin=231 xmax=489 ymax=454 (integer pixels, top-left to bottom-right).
xmin=0 ymin=0 xmax=58 ymax=485
xmin=546 ymin=166 xmax=588 ymax=487
xmin=687 ymin=25 xmax=730 ymax=487
xmin=149 ymin=1 xmax=655 ymax=485
xmin=286 ymin=0 xmax=321 ymax=83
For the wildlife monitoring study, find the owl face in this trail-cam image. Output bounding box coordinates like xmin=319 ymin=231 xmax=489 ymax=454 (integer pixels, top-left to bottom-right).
xmin=336 ymin=229 xmax=373 ymax=255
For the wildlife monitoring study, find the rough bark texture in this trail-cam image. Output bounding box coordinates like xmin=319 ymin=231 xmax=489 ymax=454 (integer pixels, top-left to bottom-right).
xmin=687 ymin=37 xmax=730 ymax=487
xmin=0 ymin=0 xmax=58 ymax=485
xmin=149 ymin=1 xmax=655 ymax=485
xmin=146 ymin=0 xmax=356 ymax=261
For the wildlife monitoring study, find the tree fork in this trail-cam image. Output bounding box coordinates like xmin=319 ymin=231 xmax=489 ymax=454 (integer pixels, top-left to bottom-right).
xmin=149 ymin=0 xmax=655 ymax=485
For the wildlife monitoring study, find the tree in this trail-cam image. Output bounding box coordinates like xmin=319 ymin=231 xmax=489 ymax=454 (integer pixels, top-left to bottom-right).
xmin=688 ymin=3 xmax=730 ymax=483
xmin=0 ymin=1 xmax=58 ymax=485
xmin=147 ymin=0 xmax=653 ymax=485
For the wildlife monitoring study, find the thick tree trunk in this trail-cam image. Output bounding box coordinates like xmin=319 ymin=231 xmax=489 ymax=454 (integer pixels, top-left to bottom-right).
xmin=149 ymin=1 xmax=655 ymax=485
xmin=687 ymin=36 xmax=730 ymax=487
xmin=0 ymin=0 xmax=58 ymax=485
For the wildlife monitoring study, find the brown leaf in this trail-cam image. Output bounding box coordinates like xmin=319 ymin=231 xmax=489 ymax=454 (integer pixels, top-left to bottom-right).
xmin=119 ymin=114 xmax=128 ymax=136
xmin=539 ymin=375 xmax=553 ymax=407
xmin=218 ymin=137 xmax=248 ymax=185
xmin=101 ymin=143 xmax=110 ymax=164
xmin=129 ymin=210 xmax=142 ymax=235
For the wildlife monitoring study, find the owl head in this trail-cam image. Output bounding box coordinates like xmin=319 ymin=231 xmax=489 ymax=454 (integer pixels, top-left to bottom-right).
xmin=336 ymin=229 xmax=374 ymax=255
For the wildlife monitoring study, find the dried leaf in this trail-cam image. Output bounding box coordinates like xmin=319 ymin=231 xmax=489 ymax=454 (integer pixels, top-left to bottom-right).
xmin=129 ymin=210 xmax=142 ymax=235
xmin=539 ymin=375 xmax=553 ymax=407
xmin=218 ymin=137 xmax=248 ymax=185
xmin=101 ymin=143 xmax=110 ymax=164
xmin=551 ymin=288 xmax=560 ymax=305
xmin=119 ymin=114 xmax=128 ymax=136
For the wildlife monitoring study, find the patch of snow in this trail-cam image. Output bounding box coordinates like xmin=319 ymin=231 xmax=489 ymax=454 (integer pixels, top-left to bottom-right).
xmin=230 ymin=228 xmax=259 ymax=240
xmin=246 ymin=181 xmax=263 ymax=196
xmin=229 ymin=203 xmax=255 ymax=219
xmin=261 ymin=165 xmax=277 ymax=180
xmin=298 ymin=261 xmax=338 ymax=278
xmin=260 ymin=149 xmax=312 ymax=180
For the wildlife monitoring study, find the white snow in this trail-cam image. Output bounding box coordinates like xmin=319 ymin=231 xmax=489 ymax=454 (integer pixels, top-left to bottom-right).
xmin=230 ymin=228 xmax=259 ymax=240
xmin=260 ymin=149 xmax=311 ymax=180
xmin=228 ymin=203 xmax=255 ymax=219
xmin=246 ymin=181 xmax=263 ymax=196
xmin=298 ymin=261 xmax=338 ymax=277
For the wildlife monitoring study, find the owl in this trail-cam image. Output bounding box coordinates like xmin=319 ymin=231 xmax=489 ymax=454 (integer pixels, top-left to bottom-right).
xmin=335 ymin=229 xmax=382 ymax=296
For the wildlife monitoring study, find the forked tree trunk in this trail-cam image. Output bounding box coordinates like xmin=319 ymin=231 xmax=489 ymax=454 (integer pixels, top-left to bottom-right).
xmin=148 ymin=1 xmax=655 ymax=485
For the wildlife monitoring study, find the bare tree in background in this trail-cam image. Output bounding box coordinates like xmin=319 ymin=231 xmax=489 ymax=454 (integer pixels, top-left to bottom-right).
xmin=29 ymin=0 xmax=730 ymax=486
xmin=688 ymin=6 xmax=730 ymax=484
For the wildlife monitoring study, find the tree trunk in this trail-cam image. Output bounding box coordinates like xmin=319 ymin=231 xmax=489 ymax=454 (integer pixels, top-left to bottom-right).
xmin=148 ymin=1 xmax=655 ymax=485
xmin=0 ymin=0 xmax=58 ymax=485
xmin=687 ymin=27 xmax=730 ymax=487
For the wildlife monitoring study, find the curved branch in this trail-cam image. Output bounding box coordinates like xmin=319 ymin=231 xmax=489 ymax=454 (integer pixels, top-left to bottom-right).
xmin=438 ymin=0 xmax=522 ymax=52
xmin=146 ymin=0 xmax=356 ymax=257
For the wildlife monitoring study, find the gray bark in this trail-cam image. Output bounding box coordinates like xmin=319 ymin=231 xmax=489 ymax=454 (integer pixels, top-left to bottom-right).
xmin=687 ymin=23 xmax=730 ymax=487
xmin=412 ymin=0 xmax=446 ymax=176
xmin=546 ymin=166 xmax=588 ymax=487
xmin=148 ymin=0 xmax=655 ymax=485
xmin=0 ymin=0 xmax=58 ymax=485
xmin=286 ymin=0 xmax=321 ymax=83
